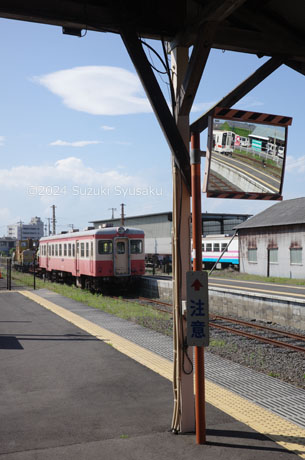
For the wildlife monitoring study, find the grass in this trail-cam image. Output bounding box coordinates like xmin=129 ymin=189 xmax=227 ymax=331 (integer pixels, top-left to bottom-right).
xmin=10 ymin=270 xmax=172 ymax=332
xmin=210 ymin=269 xmax=305 ymax=286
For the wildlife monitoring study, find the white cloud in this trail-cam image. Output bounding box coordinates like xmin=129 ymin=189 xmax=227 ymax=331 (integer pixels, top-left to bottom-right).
xmin=101 ymin=125 xmax=115 ymax=131
xmin=0 ymin=136 xmax=5 ymax=146
xmin=50 ymin=139 xmax=102 ymax=147
xmin=236 ymin=96 xmax=264 ymax=109
xmin=286 ymin=155 xmax=305 ymax=173
xmin=0 ymin=157 xmax=142 ymax=188
xmin=34 ymin=66 xmax=152 ymax=115
xmin=191 ymin=101 xmax=216 ymax=113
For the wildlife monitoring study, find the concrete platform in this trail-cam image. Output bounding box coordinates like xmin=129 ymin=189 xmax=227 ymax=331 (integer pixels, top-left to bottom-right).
xmin=0 ymin=290 xmax=303 ymax=459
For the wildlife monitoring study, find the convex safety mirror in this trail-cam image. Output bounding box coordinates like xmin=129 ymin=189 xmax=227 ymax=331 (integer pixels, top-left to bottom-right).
xmin=203 ymin=107 xmax=292 ymax=200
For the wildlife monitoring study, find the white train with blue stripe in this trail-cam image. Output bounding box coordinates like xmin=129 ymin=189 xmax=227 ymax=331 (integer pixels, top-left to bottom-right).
xmin=201 ymin=234 xmax=239 ymax=268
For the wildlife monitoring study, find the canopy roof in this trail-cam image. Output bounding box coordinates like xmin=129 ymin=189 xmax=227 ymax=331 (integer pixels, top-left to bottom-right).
xmin=0 ymin=0 xmax=304 ymax=70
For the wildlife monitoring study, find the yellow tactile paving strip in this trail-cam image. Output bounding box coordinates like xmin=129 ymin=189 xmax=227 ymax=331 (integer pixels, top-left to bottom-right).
xmin=19 ymin=290 xmax=305 ymax=458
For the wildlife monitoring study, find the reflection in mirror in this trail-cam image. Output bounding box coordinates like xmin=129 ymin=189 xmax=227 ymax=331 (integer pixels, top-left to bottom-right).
xmin=206 ymin=117 xmax=286 ymax=197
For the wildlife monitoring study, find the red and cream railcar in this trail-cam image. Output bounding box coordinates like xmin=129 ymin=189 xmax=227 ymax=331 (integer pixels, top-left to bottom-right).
xmin=39 ymin=226 xmax=145 ymax=290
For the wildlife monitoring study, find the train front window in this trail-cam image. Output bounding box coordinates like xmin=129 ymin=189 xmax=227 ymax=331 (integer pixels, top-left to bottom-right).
xmin=117 ymin=242 xmax=125 ymax=254
xmin=130 ymin=240 xmax=143 ymax=254
xmin=98 ymin=240 xmax=113 ymax=254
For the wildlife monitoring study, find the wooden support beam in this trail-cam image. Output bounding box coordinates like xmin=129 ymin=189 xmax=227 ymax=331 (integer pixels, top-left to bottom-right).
xmin=170 ymin=0 xmax=247 ymax=49
xmin=120 ymin=27 xmax=191 ymax=190
xmin=190 ymin=57 xmax=282 ymax=133
xmin=177 ymin=23 xmax=214 ymax=117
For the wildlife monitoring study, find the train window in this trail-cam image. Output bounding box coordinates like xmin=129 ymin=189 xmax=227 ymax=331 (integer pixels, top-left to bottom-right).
xmin=81 ymin=243 xmax=85 ymax=257
xmin=76 ymin=242 xmax=79 ymax=255
xmin=248 ymin=248 xmax=257 ymax=262
xmin=72 ymin=244 xmax=75 ymax=257
xmin=86 ymin=242 xmax=89 ymax=257
xmin=48 ymin=246 xmax=51 ymax=256
xmin=59 ymin=244 xmax=62 ymax=256
xmin=64 ymin=244 xmax=67 ymax=256
xmin=130 ymin=240 xmax=143 ymax=254
xmin=117 ymin=242 xmax=125 ymax=254
xmin=221 ymin=243 xmax=227 ymax=252
xmin=206 ymin=243 xmax=212 ymax=252
xmin=91 ymin=242 xmax=93 ymax=257
xmin=52 ymin=245 xmax=54 ymax=256
xmin=214 ymin=243 xmax=220 ymax=252
xmin=68 ymin=243 xmax=71 ymax=257
xmin=55 ymin=244 xmax=58 ymax=256
xmin=98 ymin=240 xmax=113 ymax=254
xmin=202 ymin=243 xmax=205 ymax=251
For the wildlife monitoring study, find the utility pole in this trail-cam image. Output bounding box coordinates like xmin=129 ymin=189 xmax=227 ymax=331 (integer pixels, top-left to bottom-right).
xmin=18 ymin=220 xmax=23 ymax=240
xmin=108 ymin=207 xmax=117 ymax=219
xmin=46 ymin=218 xmax=51 ymax=236
xmin=120 ymin=203 xmax=125 ymax=226
xmin=51 ymin=205 xmax=56 ymax=235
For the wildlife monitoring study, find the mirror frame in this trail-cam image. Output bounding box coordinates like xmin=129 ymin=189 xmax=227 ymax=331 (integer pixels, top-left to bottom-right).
xmin=203 ymin=107 xmax=292 ymax=200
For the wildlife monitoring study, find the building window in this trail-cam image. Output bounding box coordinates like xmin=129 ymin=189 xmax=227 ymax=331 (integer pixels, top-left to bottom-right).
xmin=206 ymin=243 xmax=212 ymax=252
xmin=269 ymin=248 xmax=278 ymax=264
xmin=213 ymin=243 xmax=220 ymax=252
xmin=130 ymin=240 xmax=143 ymax=254
xmin=290 ymin=248 xmax=302 ymax=265
xmin=248 ymin=248 xmax=257 ymax=263
xmin=98 ymin=240 xmax=113 ymax=254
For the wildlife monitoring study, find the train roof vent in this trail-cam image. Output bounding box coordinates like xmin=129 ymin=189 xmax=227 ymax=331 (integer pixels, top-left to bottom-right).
xmin=83 ymin=226 xmax=95 ymax=231
xmin=72 ymin=229 xmax=79 ymax=232
xmin=61 ymin=231 xmax=68 ymax=234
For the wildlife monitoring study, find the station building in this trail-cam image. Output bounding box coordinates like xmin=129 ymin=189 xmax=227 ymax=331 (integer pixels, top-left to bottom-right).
xmin=236 ymin=197 xmax=305 ymax=279
xmin=90 ymin=212 xmax=251 ymax=256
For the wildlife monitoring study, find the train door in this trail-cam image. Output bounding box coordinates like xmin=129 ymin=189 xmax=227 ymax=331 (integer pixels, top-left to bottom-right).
xmin=113 ymin=238 xmax=129 ymax=275
xmin=89 ymin=240 xmax=93 ymax=274
xmin=46 ymin=243 xmax=49 ymax=269
xmin=75 ymin=240 xmax=80 ymax=273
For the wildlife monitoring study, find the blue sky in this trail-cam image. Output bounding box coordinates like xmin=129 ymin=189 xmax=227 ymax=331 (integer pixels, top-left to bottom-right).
xmin=0 ymin=18 xmax=304 ymax=235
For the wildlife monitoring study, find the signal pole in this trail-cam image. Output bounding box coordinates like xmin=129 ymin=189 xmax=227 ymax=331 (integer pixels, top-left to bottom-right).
xmin=46 ymin=218 xmax=51 ymax=236
xmin=108 ymin=207 xmax=117 ymax=219
xmin=51 ymin=205 xmax=56 ymax=235
xmin=120 ymin=203 xmax=126 ymax=226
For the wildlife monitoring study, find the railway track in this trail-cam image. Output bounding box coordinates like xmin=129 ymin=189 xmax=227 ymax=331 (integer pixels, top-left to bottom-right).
xmin=121 ymin=296 xmax=305 ymax=354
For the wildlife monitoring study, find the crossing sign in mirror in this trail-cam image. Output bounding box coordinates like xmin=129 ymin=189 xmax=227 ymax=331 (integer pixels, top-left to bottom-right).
xmin=186 ymin=271 xmax=209 ymax=347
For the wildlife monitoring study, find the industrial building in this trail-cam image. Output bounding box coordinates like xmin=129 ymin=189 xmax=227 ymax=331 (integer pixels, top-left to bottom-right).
xmin=0 ymin=237 xmax=16 ymax=256
xmin=91 ymin=212 xmax=251 ymax=256
xmin=236 ymin=197 xmax=305 ymax=279
xmin=7 ymin=217 xmax=44 ymax=240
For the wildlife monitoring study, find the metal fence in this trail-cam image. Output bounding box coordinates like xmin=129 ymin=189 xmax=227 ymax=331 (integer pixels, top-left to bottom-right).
xmin=0 ymin=256 xmax=37 ymax=290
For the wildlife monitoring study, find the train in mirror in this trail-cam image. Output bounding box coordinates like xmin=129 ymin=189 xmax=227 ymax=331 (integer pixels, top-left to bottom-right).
xmin=203 ymin=108 xmax=292 ymax=200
